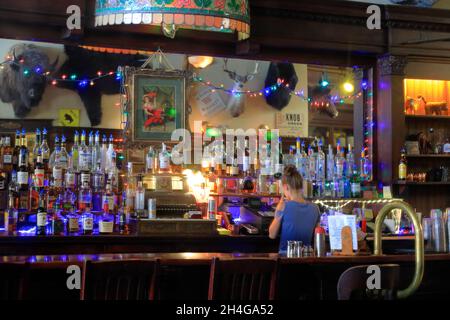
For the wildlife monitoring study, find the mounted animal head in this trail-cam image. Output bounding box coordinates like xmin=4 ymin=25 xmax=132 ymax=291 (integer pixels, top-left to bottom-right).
xmin=308 ymin=84 xmax=339 ymax=118
xmin=223 ymin=59 xmax=259 ymax=117
xmin=0 ymin=44 xmax=58 ymax=117
xmin=264 ymin=62 xmax=298 ymax=110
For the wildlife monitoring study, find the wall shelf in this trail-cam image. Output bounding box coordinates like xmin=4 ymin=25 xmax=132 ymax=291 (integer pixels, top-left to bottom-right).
xmin=406 ymin=154 xmax=450 ymax=158
xmin=405 ymin=115 xmax=450 ymax=121
xmin=395 ymin=181 xmax=450 ymax=186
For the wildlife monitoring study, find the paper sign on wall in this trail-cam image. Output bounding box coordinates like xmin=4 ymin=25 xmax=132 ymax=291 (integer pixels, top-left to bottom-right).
xmin=194 ymin=85 xmax=226 ymax=117
xmin=328 ymin=215 xmax=358 ymax=251
xmin=275 ymin=112 xmax=305 ymax=137
xmin=59 ymin=108 xmax=80 ymax=127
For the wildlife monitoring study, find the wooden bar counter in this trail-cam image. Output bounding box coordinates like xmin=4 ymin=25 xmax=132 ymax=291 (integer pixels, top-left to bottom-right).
xmin=1 ymin=251 xmax=449 ymax=300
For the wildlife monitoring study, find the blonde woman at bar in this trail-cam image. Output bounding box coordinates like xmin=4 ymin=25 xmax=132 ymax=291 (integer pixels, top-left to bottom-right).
xmin=269 ymin=165 xmax=320 ymax=254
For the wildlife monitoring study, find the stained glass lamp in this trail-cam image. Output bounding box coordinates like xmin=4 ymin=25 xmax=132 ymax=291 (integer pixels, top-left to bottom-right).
xmin=95 ymin=0 xmax=250 ymax=40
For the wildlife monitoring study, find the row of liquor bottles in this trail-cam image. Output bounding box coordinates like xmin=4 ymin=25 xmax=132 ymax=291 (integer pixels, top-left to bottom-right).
xmin=191 ymin=137 xmax=371 ymax=198
xmin=0 ymin=128 xmax=119 ymax=175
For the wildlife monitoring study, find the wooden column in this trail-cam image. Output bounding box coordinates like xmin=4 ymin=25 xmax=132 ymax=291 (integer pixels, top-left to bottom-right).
xmin=376 ymin=55 xmax=408 ymax=185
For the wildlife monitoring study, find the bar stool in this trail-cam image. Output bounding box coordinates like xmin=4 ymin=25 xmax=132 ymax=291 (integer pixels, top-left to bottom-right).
xmin=81 ymin=259 xmax=159 ymax=300
xmin=337 ymin=264 xmax=400 ymax=300
xmin=208 ymin=258 xmax=278 ymax=300
xmin=0 ymin=262 xmax=30 ymax=300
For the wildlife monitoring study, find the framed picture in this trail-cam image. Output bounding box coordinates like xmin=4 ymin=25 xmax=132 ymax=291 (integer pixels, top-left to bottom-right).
xmin=127 ymin=68 xmax=189 ymax=147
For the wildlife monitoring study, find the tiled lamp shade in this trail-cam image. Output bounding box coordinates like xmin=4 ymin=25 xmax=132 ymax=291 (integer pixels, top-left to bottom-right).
xmin=95 ymin=0 xmax=250 ymax=40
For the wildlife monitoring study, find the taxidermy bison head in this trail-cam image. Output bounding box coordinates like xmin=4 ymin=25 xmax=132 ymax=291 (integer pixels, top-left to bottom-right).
xmin=308 ymin=85 xmax=339 ymax=118
xmin=0 ymin=44 xmax=58 ymax=117
xmin=264 ymin=62 xmax=298 ymax=110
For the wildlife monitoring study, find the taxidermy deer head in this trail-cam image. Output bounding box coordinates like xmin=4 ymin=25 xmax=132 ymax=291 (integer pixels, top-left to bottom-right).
xmin=223 ymin=59 xmax=259 ymax=117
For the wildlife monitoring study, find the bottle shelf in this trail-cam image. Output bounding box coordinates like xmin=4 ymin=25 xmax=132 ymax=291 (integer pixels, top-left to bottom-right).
xmin=405 ymin=114 xmax=450 ymax=121
xmin=395 ymin=181 xmax=450 ymax=186
xmin=406 ymin=154 xmax=450 ymax=158
xmin=210 ymin=193 xmax=281 ymax=198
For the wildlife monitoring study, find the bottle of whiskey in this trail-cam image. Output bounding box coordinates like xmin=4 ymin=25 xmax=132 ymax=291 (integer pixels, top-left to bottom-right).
xmin=40 ymin=128 xmax=50 ymax=172
xmin=12 ymin=130 xmax=21 ymax=171
xmin=350 ymin=164 xmax=362 ymax=198
xmin=81 ymin=207 xmax=94 ymax=235
xmin=4 ymin=193 xmax=18 ymax=235
xmin=66 ymin=204 xmax=79 ymax=235
xmin=34 ymin=150 xmax=45 ymax=188
xmin=118 ymin=206 xmax=129 ymax=235
xmin=51 ymin=198 xmax=66 ymax=236
xmin=78 ymin=181 xmax=92 ymax=212
xmin=2 ymin=136 xmax=13 ymax=172
xmin=102 ymin=180 xmax=117 ymax=212
xmin=99 ymin=199 xmax=114 ymax=234
xmin=36 ymin=190 xmax=47 ymax=236
xmin=399 ymin=147 xmax=407 ymax=181
xmin=17 ymin=131 xmax=29 ymax=210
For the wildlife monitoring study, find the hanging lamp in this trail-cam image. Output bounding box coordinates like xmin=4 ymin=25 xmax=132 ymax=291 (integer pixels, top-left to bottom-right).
xmin=95 ymin=0 xmax=250 ymax=40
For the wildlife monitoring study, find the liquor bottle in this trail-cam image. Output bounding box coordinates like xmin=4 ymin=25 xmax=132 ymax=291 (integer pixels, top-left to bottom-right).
xmin=399 ymin=147 xmax=407 ymax=181
xmin=4 ymin=194 xmax=18 ymax=235
xmin=81 ymin=207 xmax=94 ymax=235
xmin=118 ymin=206 xmax=128 ymax=234
xmin=8 ymin=171 xmax=19 ymax=209
xmin=78 ymin=181 xmax=92 ymax=211
xmin=350 ymin=165 xmax=362 ymax=198
xmin=91 ymin=131 xmax=101 ymax=173
xmin=51 ymin=198 xmax=66 ymax=236
xmin=31 ymin=128 xmax=41 ymax=168
xmin=49 ymin=135 xmax=59 ymax=169
xmin=0 ymin=172 xmax=7 ymax=210
xmin=91 ymin=162 xmax=104 ymax=212
xmin=105 ymin=134 xmax=115 ymax=172
xmin=62 ymin=179 xmax=77 ymax=214
xmin=34 ymin=150 xmax=45 ymax=188
xmin=360 ymin=148 xmax=367 ymax=181
xmin=52 ymin=137 xmax=64 ymax=191
xmin=40 ymin=128 xmax=50 ymax=172
xmin=146 ymin=146 xmax=156 ymax=174
xmin=307 ymin=143 xmax=317 ymax=182
xmin=134 ymin=180 xmax=145 ymax=217
xmin=99 ymin=200 xmax=114 ymax=234
xmin=284 ymin=146 xmax=295 ymax=167
xmin=335 ymin=142 xmax=345 ymax=179
xmin=17 ymin=131 xmax=29 ymax=210
xmin=107 ymin=152 xmax=119 ymax=193
xmin=71 ymin=131 xmax=80 ymax=173
xmin=345 ymin=144 xmax=354 ymax=177
xmin=88 ymin=131 xmax=94 ymax=171
xmin=326 ymin=144 xmax=335 ymax=182
xmin=66 ymin=205 xmax=79 ymax=235
xmin=230 ymin=143 xmax=240 ymax=176
xmin=316 ymin=140 xmax=326 ymax=182
xmin=79 ymin=130 xmax=91 ymax=172
xmin=2 ymin=136 xmax=13 ymax=172
xmin=158 ymin=143 xmax=171 ymax=173
xmin=294 ymin=138 xmax=302 ymax=173
xmin=36 ymin=190 xmax=47 ymax=236
xmin=12 ymin=130 xmax=21 ymax=171
xmin=102 ymin=180 xmax=117 ymax=212
xmin=100 ymin=134 xmax=107 ymax=172
xmin=59 ymin=135 xmax=69 ymax=171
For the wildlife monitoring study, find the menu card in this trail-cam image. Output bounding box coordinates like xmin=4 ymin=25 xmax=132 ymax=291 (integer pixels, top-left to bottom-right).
xmin=328 ymin=215 xmax=358 ymax=251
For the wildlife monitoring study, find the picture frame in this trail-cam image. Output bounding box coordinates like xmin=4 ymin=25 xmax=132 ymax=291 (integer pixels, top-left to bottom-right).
xmin=126 ymin=68 xmax=190 ymax=149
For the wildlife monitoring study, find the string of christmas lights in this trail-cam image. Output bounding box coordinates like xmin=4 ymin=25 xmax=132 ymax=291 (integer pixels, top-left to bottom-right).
xmin=192 ymin=76 xmax=366 ymax=104
xmin=0 ymin=57 xmax=123 ymax=87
